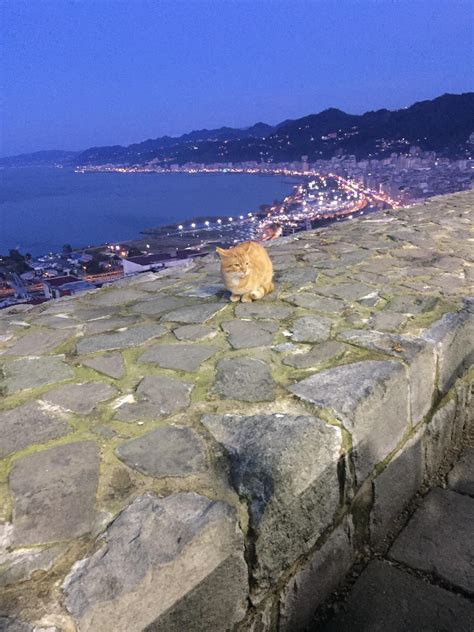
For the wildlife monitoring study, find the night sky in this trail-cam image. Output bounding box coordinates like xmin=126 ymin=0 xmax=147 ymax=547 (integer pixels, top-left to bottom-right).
xmin=1 ymin=0 xmax=473 ymax=157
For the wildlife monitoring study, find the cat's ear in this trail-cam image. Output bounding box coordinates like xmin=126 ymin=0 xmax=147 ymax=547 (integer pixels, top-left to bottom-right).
xmin=216 ymin=247 xmax=229 ymax=257
xmin=241 ymin=242 xmax=252 ymax=252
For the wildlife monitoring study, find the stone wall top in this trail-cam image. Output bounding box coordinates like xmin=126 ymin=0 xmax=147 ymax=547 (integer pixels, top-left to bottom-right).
xmin=0 ymin=190 xmax=473 ymax=631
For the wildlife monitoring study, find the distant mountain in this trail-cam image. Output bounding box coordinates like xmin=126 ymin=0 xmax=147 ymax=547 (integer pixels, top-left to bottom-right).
xmin=2 ymin=93 xmax=473 ymax=168
xmin=0 ymin=150 xmax=79 ymax=168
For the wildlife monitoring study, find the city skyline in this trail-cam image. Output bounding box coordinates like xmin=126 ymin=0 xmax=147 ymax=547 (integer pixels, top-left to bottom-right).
xmin=2 ymin=0 xmax=473 ymax=157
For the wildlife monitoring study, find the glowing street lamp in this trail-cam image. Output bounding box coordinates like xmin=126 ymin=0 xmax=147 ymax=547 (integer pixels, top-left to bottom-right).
xmin=178 ymin=225 xmax=183 ymax=230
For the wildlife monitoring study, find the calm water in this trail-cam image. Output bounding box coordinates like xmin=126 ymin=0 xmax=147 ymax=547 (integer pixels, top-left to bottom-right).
xmin=0 ymin=167 xmax=297 ymax=256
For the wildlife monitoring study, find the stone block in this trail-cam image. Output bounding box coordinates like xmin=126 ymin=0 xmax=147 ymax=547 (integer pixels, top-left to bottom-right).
xmin=422 ymin=308 xmax=474 ymax=394
xmin=423 ymin=398 xmax=457 ymax=478
xmin=76 ymin=324 xmax=167 ymax=354
xmin=279 ymin=518 xmax=354 ymax=632
xmin=1 ymin=328 xmax=72 ymax=356
xmin=115 ymin=426 xmax=206 ymax=477
xmin=41 ymin=381 xmax=117 ymax=414
xmin=448 ymin=448 xmax=474 ymax=496
xmin=114 ymin=374 xmax=193 ymax=421
xmin=320 ymin=560 xmax=474 ymax=632
xmin=339 ymin=330 xmax=436 ymax=423
xmin=221 ymin=319 xmax=278 ymax=349
xmin=289 ymin=361 xmax=409 ymax=483
xmin=1 ymin=355 xmax=74 ymax=394
xmin=370 ymin=428 xmax=424 ymax=548
xmin=202 ymin=413 xmax=341 ymax=593
xmin=63 ymin=492 xmax=248 ymax=632
xmin=138 ymin=342 xmax=219 ymax=371
xmin=10 ymin=441 xmax=100 ymax=546
xmin=0 ymin=543 xmax=67 ymax=587
xmin=389 ymin=488 xmax=474 ymax=593
xmin=161 ymin=303 xmax=227 ymax=324
xmin=81 ymin=352 xmax=125 ymax=379
xmin=0 ymin=402 xmax=70 ymax=458
xmin=214 ymin=357 xmax=275 ymax=402
xmin=290 ymin=316 xmax=332 ymax=343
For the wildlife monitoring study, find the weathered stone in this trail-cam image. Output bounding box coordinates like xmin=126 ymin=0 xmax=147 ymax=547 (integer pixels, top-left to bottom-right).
xmin=178 ymin=283 xmax=224 ymax=298
xmin=277 ymin=268 xmax=318 ymax=286
xmin=202 ymin=413 xmax=341 ymax=591
xmin=35 ymin=314 xmax=81 ymax=329
xmin=1 ymin=355 xmax=74 ymax=394
xmin=81 ymin=352 xmax=126 ymax=379
xmin=448 ymin=448 xmax=474 ymax=496
xmin=370 ymin=429 xmax=424 ymax=548
xmin=424 ymin=398 xmax=457 ymax=478
xmin=0 ymin=402 xmax=70 ymax=458
xmin=291 ymin=315 xmax=332 ymax=343
xmin=138 ymin=343 xmax=219 ymax=371
xmin=285 ymin=293 xmax=344 ymax=313
xmin=161 ymin=303 xmax=227 ymax=324
xmin=316 ymin=282 xmax=374 ymax=302
xmin=173 ymin=324 xmax=215 ymax=341
xmin=370 ymin=311 xmax=407 ymax=332
xmin=63 ymin=492 xmax=248 ymax=632
xmin=129 ymin=296 xmax=190 ymax=316
xmin=321 ymin=560 xmax=474 ymax=632
xmin=81 ymin=288 xmax=148 ymax=307
xmin=234 ymin=303 xmax=294 ymax=320
xmin=114 ymin=375 xmax=193 ymax=421
xmin=289 ymin=361 xmax=409 ymax=482
xmin=76 ymin=323 xmax=167 ymax=354
xmin=221 ymin=320 xmax=278 ymax=349
xmin=0 ymin=543 xmax=67 ymax=587
xmin=41 ymin=381 xmax=117 ymax=414
xmin=1 ymin=328 xmax=72 ymax=356
xmin=386 ymin=294 xmax=438 ymax=314
xmin=115 ymin=426 xmax=206 ymax=477
xmin=422 ymin=308 xmax=474 ymax=393
xmin=339 ymin=330 xmax=436 ymax=423
xmin=283 ymin=340 xmax=347 ymax=369
xmin=214 ymin=357 xmax=275 ymax=402
xmin=389 ymin=488 xmax=474 ymax=593
xmin=83 ymin=316 xmax=140 ymax=335
xmin=0 ymin=619 xmax=33 ymax=632
xmin=279 ymin=518 xmax=354 ymax=632
xmin=10 ymin=441 xmax=100 ymax=546
xmin=92 ymin=424 xmax=117 ymax=439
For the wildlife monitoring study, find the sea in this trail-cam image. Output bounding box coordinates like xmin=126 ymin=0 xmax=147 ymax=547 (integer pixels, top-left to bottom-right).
xmin=0 ymin=167 xmax=297 ymax=256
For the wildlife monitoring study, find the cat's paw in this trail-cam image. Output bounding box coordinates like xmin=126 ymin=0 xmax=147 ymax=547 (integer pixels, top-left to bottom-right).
xmin=250 ymin=288 xmax=264 ymax=300
xmin=241 ymin=293 xmax=253 ymax=302
xmin=230 ymin=294 xmax=241 ymax=302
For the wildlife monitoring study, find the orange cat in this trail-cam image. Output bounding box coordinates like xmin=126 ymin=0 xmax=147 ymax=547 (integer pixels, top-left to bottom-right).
xmin=216 ymin=241 xmax=274 ymax=302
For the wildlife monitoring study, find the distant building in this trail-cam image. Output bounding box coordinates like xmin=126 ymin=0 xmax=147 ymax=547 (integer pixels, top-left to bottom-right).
xmin=43 ymin=275 xmax=95 ymax=299
xmin=122 ymin=250 xmax=206 ymax=276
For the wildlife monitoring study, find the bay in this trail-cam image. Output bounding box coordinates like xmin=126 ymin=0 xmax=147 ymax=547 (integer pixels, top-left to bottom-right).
xmin=0 ymin=167 xmax=296 ymax=256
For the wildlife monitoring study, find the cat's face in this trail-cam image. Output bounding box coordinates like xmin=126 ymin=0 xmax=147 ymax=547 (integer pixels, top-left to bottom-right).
xmin=216 ymin=245 xmax=251 ymax=280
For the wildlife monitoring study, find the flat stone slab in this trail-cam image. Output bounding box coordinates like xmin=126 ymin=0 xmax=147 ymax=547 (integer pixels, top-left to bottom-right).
xmin=277 ymin=267 xmax=318 ymax=286
xmin=138 ymin=343 xmax=219 ymax=371
xmin=389 ymin=488 xmax=474 ymax=593
xmin=386 ymin=294 xmax=438 ymax=314
xmin=285 ymin=293 xmax=344 ymax=313
xmin=63 ymin=492 xmax=248 ymax=632
xmin=0 ymin=543 xmax=67 ymax=587
xmin=221 ymin=319 xmax=278 ymax=349
xmin=161 ymin=303 xmax=227 ymax=324
xmin=234 ymin=303 xmax=294 ymax=320
xmin=0 ymin=402 xmax=70 ymax=458
xmin=214 ymin=357 xmax=275 ymax=402
xmin=202 ymin=413 xmax=341 ymax=591
xmin=129 ymin=296 xmax=190 ymax=316
xmin=76 ymin=323 xmax=167 ymax=354
xmin=115 ymin=426 xmax=206 ymax=477
xmin=1 ymin=355 xmax=74 ymax=394
xmin=172 ymin=324 xmax=215 ymax=341
xmin=1 ymin=328 xmax=72 ymax=356
xmin=321 ymin=560 xmax=474 ymax=632
xmin=81 ymin=288 xmax=148 ymax=307
xmin=114 ymin=375 xmax=193 ymax=421
xmin=283 ymin=340 xmax=347 ymax=369
xmin=316 ymin=282 xmax=374 ymax=302
xmin=81 ymin=352 xmax=126 ymax=379
xmin=289 ymin=360 xmax=409 ymax=482
xmin=290 ymin=315 xmax=332 ymax=343
xmin=41 ymin=381 xmax=117 ymax=414
xmin=83 ymin=315 xmax=140 ymax=335
xmin=448 ymin=448 xmax=474 ymax=496
xmin=10 ymin=441 xmax=100 ymax=546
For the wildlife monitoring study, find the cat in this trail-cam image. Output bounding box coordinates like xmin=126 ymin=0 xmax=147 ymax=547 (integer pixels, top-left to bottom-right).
xmin=216 ymin=240 xmax=274 ymax=302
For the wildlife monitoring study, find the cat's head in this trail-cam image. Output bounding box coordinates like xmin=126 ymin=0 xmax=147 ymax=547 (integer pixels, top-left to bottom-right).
xmin=216 ymin=243 xmax=251 ymax=279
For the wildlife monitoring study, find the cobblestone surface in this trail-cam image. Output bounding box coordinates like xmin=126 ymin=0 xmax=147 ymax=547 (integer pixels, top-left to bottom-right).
xmin=0 ymin=190 xmax=472 ymax=630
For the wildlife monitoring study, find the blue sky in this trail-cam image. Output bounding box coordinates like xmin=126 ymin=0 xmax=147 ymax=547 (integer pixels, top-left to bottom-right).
xmin=1 ymin=0 xmax=473 ymax=156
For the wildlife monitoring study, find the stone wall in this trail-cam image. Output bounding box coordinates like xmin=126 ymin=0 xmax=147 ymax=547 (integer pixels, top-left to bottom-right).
xmin=0 ymin=190 xmax=473 ymax=631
